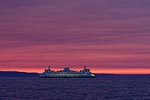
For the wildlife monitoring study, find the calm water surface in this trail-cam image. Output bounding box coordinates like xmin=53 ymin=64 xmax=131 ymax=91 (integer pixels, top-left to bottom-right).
xmin=0 ymin=76 xmax=150 ymax=100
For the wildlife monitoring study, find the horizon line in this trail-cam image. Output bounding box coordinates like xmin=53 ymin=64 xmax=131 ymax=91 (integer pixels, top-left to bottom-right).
xmin=1 ymin=67 xmax=150 ymax=74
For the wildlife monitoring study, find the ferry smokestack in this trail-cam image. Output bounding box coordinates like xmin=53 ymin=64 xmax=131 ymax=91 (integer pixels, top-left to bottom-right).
xmin=48 ymin=65 xmax=51 ymax=70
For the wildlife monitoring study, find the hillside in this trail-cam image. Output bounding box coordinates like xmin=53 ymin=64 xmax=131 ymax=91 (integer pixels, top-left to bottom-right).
xmin=0 ymin=71 xmax=39 ymax=77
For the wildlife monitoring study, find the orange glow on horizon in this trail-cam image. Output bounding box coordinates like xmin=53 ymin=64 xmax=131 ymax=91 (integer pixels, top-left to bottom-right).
xmin=90 ymin=68 xmax=150 ymax=74
xmin=1 ymin=67 xmax=150 ymax=74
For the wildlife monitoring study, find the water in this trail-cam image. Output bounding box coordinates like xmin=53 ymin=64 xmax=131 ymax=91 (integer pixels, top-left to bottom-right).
xmin=0 ymin=76 xmax=150 ymax=100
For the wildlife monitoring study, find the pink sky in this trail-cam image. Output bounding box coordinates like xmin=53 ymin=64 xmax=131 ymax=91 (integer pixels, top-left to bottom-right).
xmin=0 ymin=0 xmax=150 ymax=73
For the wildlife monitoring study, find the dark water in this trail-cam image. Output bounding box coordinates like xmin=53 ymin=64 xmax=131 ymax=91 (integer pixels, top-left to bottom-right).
xmin=0 ymin=76 xmax=150 ymax=100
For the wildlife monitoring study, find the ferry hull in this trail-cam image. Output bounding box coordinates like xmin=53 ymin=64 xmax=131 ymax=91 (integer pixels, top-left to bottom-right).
xmin=40 ymin=73 xmax=95 ymax=78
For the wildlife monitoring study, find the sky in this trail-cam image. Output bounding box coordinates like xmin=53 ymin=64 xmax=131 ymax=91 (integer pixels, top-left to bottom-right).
xmin=0 ymin=0 xmax=150 ymax=74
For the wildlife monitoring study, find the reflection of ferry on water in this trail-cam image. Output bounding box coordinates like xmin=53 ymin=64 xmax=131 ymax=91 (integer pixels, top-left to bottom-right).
xmin=40 ymin=65 xmax=95 ymax=78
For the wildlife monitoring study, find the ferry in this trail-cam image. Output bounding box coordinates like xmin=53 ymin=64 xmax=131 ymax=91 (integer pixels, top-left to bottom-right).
xmin=40 ymin=65 xmax=95 ymax=78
